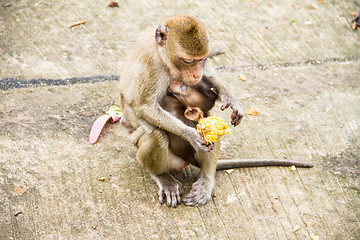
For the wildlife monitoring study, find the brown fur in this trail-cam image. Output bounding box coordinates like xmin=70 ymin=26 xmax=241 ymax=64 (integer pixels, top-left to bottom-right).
xmin=164 ymin=15 xmax=209 ymax=57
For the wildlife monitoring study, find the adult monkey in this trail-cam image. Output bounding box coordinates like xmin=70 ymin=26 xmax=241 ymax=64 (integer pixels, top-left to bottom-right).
xmin=118 ymin=15 xmax=242 ymax=207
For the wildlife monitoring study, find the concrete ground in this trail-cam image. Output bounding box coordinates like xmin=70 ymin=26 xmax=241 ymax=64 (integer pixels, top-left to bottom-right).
xmin=1 ymin=0 xmax=359 ymax=239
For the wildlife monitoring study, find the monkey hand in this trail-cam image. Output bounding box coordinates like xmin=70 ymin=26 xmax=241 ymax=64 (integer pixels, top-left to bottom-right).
xmin=220 ymin=94 xmax=244 ymax=126
xmin=188 ymin=128 xmax=214 ymax=152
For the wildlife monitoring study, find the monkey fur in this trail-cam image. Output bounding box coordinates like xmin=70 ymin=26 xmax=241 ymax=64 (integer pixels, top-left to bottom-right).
xmin=118 ymin=15 xmax=312 ymax=208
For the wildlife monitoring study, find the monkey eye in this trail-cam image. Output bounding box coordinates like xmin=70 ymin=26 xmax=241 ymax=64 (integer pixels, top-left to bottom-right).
xmin=199 ymin=57 xmax=207 ymax=62
xmin=181 ymin=84 xmax=188 ymax=93
xmin=182 ymin=58 xmax=195 ymax=64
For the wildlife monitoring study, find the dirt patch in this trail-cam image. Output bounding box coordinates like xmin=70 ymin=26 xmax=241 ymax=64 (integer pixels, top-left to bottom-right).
xmin=321 ymin=144 xmax=360 ymax=193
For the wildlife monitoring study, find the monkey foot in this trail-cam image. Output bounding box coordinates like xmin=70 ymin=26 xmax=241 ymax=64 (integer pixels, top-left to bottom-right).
xmin=151 ymin=173 xmax=184 ymax=208
xmin=182 ymin=176 xmax=215 ymax=207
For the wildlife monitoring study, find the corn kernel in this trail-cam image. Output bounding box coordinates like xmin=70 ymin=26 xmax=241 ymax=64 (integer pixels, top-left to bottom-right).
xmin=196 ymin=116 xmax=229 ymax=144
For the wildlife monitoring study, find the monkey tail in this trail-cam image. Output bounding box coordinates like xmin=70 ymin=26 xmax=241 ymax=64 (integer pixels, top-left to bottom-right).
xmin=216 ymin=159 xmax=314 ymax=171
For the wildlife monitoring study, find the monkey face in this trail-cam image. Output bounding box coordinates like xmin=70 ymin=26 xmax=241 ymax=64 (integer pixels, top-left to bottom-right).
xmin=155 ymin=15 xmax=209 ymax=85
xmin=171 ymin=53 xmax=207 ymax=85
xmin=168 ymin=80 xmax=210 ymax=111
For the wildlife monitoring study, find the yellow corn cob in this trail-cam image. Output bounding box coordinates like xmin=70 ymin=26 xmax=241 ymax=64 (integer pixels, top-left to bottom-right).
xmin=196 ymin=116 xmax=229 ymax=144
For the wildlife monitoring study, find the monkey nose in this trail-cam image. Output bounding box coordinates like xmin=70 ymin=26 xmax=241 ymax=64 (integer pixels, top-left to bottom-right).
xmin=193 ymin=73 xmax=201 ymax=81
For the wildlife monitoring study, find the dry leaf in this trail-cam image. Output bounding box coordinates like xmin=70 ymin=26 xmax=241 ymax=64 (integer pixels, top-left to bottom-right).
xmin=311 ymin=234 xmax=320 ymax=240
xmin=225 ymin=169 xmax=234 ymax=174
xmin=14 ymin=186 xmax=27 ymax=195
xmin=238 ymin=73 xmax=247 ymax=81
xmin=292 ymin=225 xmax=301 ymax=232
xmin=108 ymin=1 xmax=119 ymax=7
xmin=290 ymin=165 xmax=296 ymax=171
xmin=244 ymin=107 xmax=259 ymax=116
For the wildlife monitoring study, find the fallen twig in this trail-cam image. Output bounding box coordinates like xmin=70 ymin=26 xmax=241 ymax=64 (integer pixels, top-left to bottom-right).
xmin=68 ymin=19 xmax=87 ymax=29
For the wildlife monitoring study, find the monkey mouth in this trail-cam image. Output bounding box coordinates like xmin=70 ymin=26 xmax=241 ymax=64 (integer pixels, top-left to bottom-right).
xmin=184 ymin=79 xmax=201 ymax=86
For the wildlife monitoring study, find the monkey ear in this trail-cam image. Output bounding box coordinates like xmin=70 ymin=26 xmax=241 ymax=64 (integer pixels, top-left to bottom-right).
xmin=184 ymin=107 xmax=203 ymax=122
xmin=155 ymin=24 xmax=168 ymax=46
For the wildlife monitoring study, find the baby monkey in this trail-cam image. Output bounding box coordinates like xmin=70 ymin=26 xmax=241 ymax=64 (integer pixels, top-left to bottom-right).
xmin=162 ymin=76 xmax=218 ymax=168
